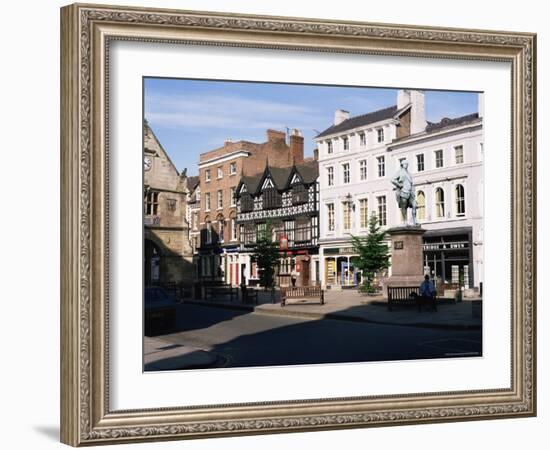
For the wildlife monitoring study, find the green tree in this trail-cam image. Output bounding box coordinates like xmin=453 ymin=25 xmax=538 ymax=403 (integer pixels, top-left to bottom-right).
xmin=251 ymin=221 xmax=280 ymax=290
xmin=351 ymin=213 xmax=390 ymax=293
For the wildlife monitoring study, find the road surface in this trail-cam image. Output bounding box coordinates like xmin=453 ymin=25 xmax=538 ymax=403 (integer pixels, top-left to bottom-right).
xmin=149 ymin=303 xmax=482 ymax=370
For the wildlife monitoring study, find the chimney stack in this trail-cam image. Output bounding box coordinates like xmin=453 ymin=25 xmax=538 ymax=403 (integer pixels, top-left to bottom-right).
xmin=397 ymin=89 xmax=426 ymax=135
xmin=397 ymin=89 xmax=411 ymax=109
xmin=289 ymin=128 xmax=304 ymax=164
xmin=266 ymin=129 xmax=286 ymax=142
xmin=334 ymin=109 xmax=350 ymax=126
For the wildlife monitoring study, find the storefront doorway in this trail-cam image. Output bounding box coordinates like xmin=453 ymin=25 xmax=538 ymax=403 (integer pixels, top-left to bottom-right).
xmin=323 ymin=250 xmax=360 ymax=288
xmin=301 ymin=259 xmax=310 ymax=286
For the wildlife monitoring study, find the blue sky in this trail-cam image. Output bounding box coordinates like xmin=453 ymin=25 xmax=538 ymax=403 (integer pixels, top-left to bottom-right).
xmin=144 ymin=78 xmax=479 ymax=175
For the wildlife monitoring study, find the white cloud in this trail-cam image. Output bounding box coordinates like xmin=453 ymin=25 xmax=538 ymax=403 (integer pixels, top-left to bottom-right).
xmin=145 ymin=93 xmax=326 ymax=132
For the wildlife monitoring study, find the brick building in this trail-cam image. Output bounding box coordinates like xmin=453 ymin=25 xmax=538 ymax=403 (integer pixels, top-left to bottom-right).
xmin=143 ymin=122 xmax=193 ymax=286
xmin=197 ymin=128 xmax=304 ymax=285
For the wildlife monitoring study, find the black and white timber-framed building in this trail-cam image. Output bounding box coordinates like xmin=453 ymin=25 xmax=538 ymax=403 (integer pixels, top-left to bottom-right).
xmin=235 ymin=161 xmax=320 ymax=287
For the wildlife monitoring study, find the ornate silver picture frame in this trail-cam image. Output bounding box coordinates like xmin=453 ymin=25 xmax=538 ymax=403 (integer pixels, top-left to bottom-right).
xmin=60 ymin=3 xmax=536 ymax=446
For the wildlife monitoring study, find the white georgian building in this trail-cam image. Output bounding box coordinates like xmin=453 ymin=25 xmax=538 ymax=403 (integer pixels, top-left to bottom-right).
xmin=314 ymin=89 xmax=484 ymax=291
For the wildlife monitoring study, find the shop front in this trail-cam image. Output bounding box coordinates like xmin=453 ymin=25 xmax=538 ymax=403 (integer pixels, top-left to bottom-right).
xmin=322 ymin=246 xmax=361 ymax=289
xmin=422 ymin=227 xmax=474 ymax=289
xmin=277 ymin=250 xmax=317 ymax=287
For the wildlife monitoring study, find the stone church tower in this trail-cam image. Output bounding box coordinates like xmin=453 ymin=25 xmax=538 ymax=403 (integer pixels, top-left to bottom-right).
xmin=143 ymin=121 xmax=193 ymax=286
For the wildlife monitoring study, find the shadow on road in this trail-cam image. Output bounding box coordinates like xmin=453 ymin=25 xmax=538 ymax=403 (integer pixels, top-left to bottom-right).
xmin=173 ymin=302 xmax=252 ymax=334
xmin=148 ymin=301 xmax=482 ymax=371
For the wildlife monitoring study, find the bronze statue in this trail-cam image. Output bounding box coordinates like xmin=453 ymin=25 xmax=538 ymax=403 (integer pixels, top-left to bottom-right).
xmin=391 ymin=159 xmax=418 ymax=226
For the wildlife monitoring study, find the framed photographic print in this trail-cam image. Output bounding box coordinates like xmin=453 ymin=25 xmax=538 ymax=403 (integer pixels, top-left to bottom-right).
xmin=60 ymin=3 xmax=536 ymax=446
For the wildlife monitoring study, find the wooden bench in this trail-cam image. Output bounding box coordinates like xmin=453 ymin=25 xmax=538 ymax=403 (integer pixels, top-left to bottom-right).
xmin=280 ymin=286 xmax=324 ymax=307
xmin=387 ymin=286 xmax=436 ymax=312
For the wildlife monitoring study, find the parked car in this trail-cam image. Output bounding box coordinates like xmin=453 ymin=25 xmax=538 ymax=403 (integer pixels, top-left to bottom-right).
xmin=144 ymin=287 xmax=177 ymax=336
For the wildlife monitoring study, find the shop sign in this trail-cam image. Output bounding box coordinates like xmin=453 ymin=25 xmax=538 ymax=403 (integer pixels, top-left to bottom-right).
xmin=423 ymin=241 xmax=469 ymax=251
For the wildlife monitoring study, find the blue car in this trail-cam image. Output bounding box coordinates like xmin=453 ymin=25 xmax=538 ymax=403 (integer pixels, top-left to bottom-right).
xmin=144 ymin=287 xmax=177 ymax=336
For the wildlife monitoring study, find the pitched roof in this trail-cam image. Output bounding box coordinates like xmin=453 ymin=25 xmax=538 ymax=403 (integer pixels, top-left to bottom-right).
xmin=294 ymin=160 xmax=319 ymax=184
xmin=315 ymin=105 xmax=398 ymax=138
xmin=239 ymin=160 xmax=319 ymax=195
xmin=186 ymin=175 xmax=200 ymax=191
xmin=239 ymin=174 xmax=262 ymax=194
xmin=425 ymin=113 xmax=480 ymax=133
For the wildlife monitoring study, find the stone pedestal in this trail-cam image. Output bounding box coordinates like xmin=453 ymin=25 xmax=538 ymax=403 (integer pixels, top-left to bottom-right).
xmin=385 ymin=226 xmax=427 ymax=293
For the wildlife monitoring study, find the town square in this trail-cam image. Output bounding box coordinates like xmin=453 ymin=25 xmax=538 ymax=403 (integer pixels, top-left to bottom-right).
xmin=143 ymin=80 xmax=483 ymax=370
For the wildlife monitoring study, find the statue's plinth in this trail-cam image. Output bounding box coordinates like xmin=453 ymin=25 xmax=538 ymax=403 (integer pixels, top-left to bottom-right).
xmin=385 ymin=226 xmax=427 ymax=293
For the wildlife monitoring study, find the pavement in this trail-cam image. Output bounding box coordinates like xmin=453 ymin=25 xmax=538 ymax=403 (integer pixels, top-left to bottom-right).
xmin=181 ymin=288 xmax=482 ymax=330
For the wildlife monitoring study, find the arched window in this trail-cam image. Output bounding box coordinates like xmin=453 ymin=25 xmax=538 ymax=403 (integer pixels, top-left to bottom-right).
xmin=455 ymin=184 xmax=465 ymax=216
xmin=435 ymin=188 xmax=445 ymax=218
xmin=416 ymin=191 xmax=425 ymax=221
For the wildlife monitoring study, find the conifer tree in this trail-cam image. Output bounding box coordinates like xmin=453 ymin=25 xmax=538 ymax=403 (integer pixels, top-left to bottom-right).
xmin=351 ymin=213 xmax=390 ymax=293
xmin=251 ymin=221 xmax=280 ymax=290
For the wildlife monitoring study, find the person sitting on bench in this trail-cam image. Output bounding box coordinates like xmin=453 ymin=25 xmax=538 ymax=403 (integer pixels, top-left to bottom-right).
xmin=418 ymin=274 xmax=437 ymax=312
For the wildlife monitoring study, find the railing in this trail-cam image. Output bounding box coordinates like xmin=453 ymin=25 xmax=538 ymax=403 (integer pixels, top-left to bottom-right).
xmin=151 ymin=281 xmax=193 ymax=301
